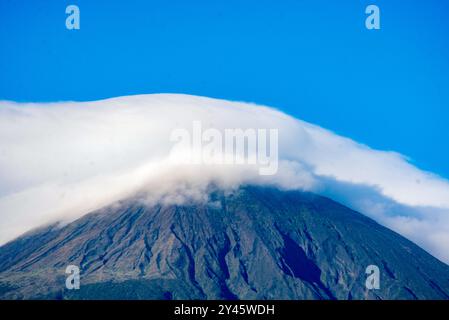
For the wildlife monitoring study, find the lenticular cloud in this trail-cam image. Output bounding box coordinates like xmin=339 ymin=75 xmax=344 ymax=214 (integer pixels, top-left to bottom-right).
xmin=1 ymin=94 xmax=449 ymax=263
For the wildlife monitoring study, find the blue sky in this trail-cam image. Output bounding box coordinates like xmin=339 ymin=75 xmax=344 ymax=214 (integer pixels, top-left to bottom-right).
xmin=1 ymin=0 xmax=448 ymax=178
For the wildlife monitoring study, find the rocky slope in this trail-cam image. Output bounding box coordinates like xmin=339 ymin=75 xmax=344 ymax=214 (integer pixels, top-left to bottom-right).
xmin=0 ymin=186 xmax=448 ymax=299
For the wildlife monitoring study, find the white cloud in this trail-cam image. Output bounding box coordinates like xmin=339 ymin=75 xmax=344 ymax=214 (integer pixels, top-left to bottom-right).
xmin=1 ymin=94 xmax=449 ymax=263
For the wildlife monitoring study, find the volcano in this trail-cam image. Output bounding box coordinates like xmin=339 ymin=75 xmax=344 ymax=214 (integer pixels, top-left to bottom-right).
xmin=0 ymin=186 xmax=448 ymax=300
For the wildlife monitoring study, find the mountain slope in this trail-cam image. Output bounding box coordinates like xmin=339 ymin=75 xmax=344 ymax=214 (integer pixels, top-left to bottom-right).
xmin=0 ymin=186 xmax=448 ymax=299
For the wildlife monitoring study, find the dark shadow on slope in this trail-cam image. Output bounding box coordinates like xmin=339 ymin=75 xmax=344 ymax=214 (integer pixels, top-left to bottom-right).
xmin=278 ymin=232 xmax=335 ymax=299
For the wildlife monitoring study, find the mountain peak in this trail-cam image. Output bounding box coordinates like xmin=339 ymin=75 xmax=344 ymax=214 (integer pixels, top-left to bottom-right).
xmin=0 ymin=186 xmax=448 ymax=299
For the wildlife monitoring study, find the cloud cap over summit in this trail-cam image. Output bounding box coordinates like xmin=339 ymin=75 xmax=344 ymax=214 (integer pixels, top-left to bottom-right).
xmin=1 ymin=94 xmax=449 ymax=263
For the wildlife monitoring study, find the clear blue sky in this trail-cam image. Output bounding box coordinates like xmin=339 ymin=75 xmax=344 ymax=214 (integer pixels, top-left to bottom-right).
xmin=1 ymin=0 xmax=448 ymax=178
